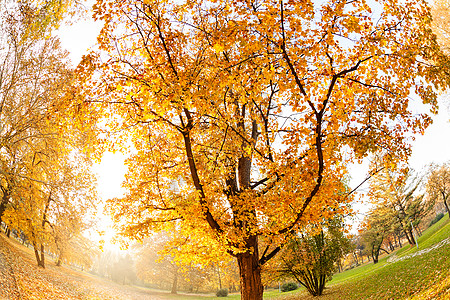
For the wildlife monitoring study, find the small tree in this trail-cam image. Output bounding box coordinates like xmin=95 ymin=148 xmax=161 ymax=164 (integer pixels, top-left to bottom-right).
xmin=269 ymin=217 xmax=352 ymax=296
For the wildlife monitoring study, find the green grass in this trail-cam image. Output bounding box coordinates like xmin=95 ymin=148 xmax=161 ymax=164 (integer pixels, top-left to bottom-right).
xmin=265 ymin=215 xmax=450 ymax=300
xmin=394 ymin=216 xmax=450 ymax=258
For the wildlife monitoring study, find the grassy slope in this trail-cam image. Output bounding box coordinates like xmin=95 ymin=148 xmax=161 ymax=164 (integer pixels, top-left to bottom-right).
xmin=274 ymin=217 xmax=450 ymax=300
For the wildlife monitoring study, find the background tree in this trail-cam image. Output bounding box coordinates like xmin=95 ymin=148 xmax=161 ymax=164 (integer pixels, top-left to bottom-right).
xmin=359 ymin=205 xmax=395 ymax=263
xmin=427 ymin=163 xmax=450 ymax=218
xmin=135 ymin=231 xmax=239 ymax=294
xmin=0 ymin=0 xmax=99 ymax=268
xmin=77 ymin=0 xmax=450 ymax=298
xmin=432 ymin=0 xmax=450 ymax=54
xmin=369 ymin=167 xmax=431 ymax=246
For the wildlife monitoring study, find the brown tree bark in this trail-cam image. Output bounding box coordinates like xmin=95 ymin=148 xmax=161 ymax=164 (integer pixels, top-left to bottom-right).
xmin=236 ymin=236 xmax=263 ymax=300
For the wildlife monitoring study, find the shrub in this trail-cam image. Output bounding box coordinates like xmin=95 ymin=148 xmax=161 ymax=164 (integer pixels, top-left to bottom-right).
xmin=216 ymin=288 xmax=228 ymax=297
xmin=281 ymin=282 xmax=298 ymax=292
xmin=429 ymin=213 xmax=445 ymax=227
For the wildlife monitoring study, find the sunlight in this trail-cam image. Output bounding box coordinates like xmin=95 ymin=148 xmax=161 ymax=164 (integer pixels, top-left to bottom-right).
xmin=91 ymin=152 xmax=128 ymax=253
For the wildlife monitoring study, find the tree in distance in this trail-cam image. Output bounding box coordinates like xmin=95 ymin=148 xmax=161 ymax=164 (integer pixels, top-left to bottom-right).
xmin=427 ymin=163 xmax=450 ymax=218
xmin=369 ymin=166 xmax=431 ymax=247
xmin=76 ymin=0 xmax=450 ymax=297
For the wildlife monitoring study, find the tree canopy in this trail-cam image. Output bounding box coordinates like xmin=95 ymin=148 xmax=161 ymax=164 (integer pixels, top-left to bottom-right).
xmin=76 ymin=0 xmax=450 ymax=297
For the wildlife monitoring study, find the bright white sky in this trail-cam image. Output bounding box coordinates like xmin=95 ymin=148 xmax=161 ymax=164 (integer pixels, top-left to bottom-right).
xmin=56 ymin=10 xmax=450 ymax=241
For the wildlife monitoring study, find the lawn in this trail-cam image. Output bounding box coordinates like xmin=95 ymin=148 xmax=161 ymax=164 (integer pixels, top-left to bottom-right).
xmin=269 ymin=217 xmax=450 ymax=300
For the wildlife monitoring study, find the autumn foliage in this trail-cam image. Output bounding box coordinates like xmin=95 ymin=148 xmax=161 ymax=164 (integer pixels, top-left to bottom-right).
xmin=76 ymin=0 xmax=450 ymax=297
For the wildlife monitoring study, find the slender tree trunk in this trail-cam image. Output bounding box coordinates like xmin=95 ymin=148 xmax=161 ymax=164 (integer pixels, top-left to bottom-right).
xmin=403 ymin=229 xmax=414 ymax=245
xmin=0 ymin=188 xmax=11 ymax=225
xmin=444 ymin=199 xmax=450 ymax=218
xmin=171 ymin=270 xmax=178 ymax=294
xmin=56 ymin=254 xmax=62 ymax=266
xmin=32 ymin=243 xmax=45 ymax=268
xmin=40 ymin=244 xmax=45 ymax=267
xmin=217 ymin=266 xmax=222 ymax=290
xmin=407 ymin=228 xmax=416 ymax=245
xmin=236 ymin=236 xmax=263 ymax=300
xmin=0 ymin=202 xmax=6 ymax=225
xmin=395 ymin=233 xmax=402 ymax=248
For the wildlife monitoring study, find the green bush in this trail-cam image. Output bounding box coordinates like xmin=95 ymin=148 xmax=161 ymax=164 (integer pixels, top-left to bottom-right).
xmin=281 ymin=282 xmax=298 ymax=292
xmin=216 ymin=288 xmax=229 ymax=297
xmin=429 ymin=212 xmax=445 ymax=227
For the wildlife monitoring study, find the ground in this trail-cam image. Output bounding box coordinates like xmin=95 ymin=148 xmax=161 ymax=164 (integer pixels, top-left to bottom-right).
xmin=0 ymin=233 xmax=164 ymax=300
xmin=1 ymin=217 xmax=449 ymax=299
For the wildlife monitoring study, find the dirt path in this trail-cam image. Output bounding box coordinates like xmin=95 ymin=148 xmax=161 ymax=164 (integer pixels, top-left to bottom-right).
xmin=0 ymin=233 xmax=165 ymax=300
xmin=386 ymin=237 xmax=450 ymax=264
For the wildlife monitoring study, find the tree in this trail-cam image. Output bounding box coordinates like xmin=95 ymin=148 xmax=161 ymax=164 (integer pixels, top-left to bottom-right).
xmin=267 ymin=217 xmax=352 ymax=296
xmin=359 ymin=205 xmax=395 ymax=263
xmin=77 ymin=0 xmax=449 ymax=298
xmin=432 ymin=0 xmax=450 ymax=53
xmin=427 ymin=163 xmax=450 ymax=218
xmin=135 ymin=231 xmax=238 ymax=294
xmin=369 ymin=167 xmax=431 ymax=246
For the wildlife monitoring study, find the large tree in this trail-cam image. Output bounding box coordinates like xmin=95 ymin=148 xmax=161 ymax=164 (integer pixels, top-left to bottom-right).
xmin=77 ymin=0 xmax=449 ymax=298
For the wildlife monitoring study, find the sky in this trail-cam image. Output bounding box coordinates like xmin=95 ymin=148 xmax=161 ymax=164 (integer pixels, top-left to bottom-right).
xmin=56 ymin=10 xmax=450 ymax=240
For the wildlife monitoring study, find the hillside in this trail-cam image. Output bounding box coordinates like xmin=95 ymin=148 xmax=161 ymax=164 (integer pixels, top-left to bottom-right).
xmin=0 ymin=233 xmax=164 ymax=300
xmin=275 ymin=217 xmax=450 ymax=300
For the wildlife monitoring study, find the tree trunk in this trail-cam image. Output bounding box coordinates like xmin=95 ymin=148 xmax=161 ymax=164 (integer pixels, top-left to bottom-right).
xmin=40 ymin=244 xmax=45 ymax=267
xmin=56 ymin=254 xmax=62 ymax=266
xmin=444 ymin=199 xmax=450 ymax=218
xmin=217 ymin=266 xmax=222 ymax=290
xmin=33 ymin=244 xmax=45 ymax=268
xmin=403 ymin=229 xmax=414 ymax=245
xmin=0 ymin=188 xmax=11 ymax=225
xmin=171 ymin=270 xmax=178 ymax=294
xmin=407 ymin=228 xmax=416 ymax=245
xmin=236 ymin=236 xmax=263 ymax=300
xmin=0 ymin=201 xmax=6 ymax=225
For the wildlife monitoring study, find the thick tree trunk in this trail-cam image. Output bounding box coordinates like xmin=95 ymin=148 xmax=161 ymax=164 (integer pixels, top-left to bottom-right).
xmin=236 ymin=236 xmax=263 ymax=300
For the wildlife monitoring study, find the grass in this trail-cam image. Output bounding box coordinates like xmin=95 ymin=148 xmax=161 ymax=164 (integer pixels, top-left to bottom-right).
xmin=269 ymin=215 xmax=450 ymax=300
xmin=394 ymin=216 xmax=450 ymax=258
